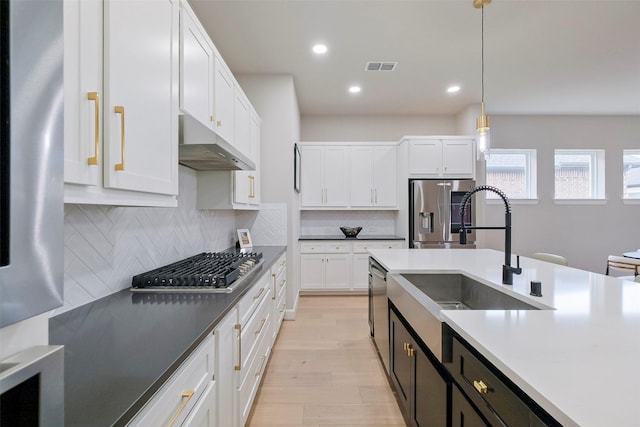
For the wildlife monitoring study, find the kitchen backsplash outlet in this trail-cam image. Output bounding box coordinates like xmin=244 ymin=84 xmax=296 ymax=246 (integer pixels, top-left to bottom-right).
xmin=56 ymin=167 xmax=236 ymax=315
xmin=300 ymin=211 xmax=397 ymax=236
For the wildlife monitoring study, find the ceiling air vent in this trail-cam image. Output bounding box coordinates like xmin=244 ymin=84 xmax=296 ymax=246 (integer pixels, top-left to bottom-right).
xmin=365 ymin=61 xmax=397 ymax=71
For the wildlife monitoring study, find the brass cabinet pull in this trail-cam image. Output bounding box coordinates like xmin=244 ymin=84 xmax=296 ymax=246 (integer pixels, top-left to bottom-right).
xmin=272 ymin=273 xmax=277 ymax=300
xmin=253 ymin=287 xmax=265 ymax=300
xmin=87 ymin=92 xmax=100 ymax=165
xmin=403 ymin=342 xmax=409 ymax=351
xmin=234 ymin=324 xmax=242 ymax=371
xmin=473 ymin=380 xmax=489 ymax=394
xmin=216 ymin=120 xmax=222 ymax=127
xmin=255 ymin=356 xmax=267 ymax=377
xmin=167 ymin=390 xmax=195 ymax=427
xmin=210 ymin=115 xmax=215 ymax=122
xmin=408 ymin=346 xmax=414 ymax=357
xmin=248 ymin=175 xmax=255 ymax=198
xmin=114 ymin=106 xmax=125 ymax=170
xmin=280 ymin=279 xmax=286 ymax=287
xmin=255 ymin=318 xmax=266 ymax=335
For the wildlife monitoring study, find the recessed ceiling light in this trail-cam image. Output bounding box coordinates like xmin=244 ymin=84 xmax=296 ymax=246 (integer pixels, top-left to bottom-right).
xmin=348 ymin=85 xmax=361 ymax=94
xmin=447 ymin=85 xmax=461 ymax=94
xmin=312 ymin=44 xmax=328 ymax=54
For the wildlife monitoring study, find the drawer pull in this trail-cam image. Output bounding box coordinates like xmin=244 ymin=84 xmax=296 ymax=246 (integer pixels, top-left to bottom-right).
xmin=253 ymin=287 xmax=265 ymax=300
xmin=87 ymin=92 xmax=100 ymax=165
xmin=167 ymin=390 xmax=194 ymax=427
xmin=280 ymin=279 xmax=286 ymax=287
xmin=407 ymin=344 xmax=414 ymax=357
xmin=403 ymin=342 xmax=409 ymax=351
xmin=234 ymin=324 xmax=242 ymax=371
xmin=279 ymin=303 xmax=286 ymax=313
xmin=255 ymin=318 xmax=266 ymax=335
xmin=114 ymin=106 xmax=126 ymax=171
xmin=473 ymin=380 xmax=489 ymax=394
xmin=255 ymin=356 xmax=267 ymax=377
xmin=272 ymin=273 xmax=277 ymax=300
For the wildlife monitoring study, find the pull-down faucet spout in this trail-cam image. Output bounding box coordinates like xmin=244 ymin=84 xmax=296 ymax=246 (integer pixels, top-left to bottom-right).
xmin=459 ymin=185 xmax=522 ymax=285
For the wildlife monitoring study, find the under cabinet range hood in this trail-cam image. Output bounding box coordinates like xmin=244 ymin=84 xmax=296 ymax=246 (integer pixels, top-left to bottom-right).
xmin=178 ymin=114 xmax=256 ymax=171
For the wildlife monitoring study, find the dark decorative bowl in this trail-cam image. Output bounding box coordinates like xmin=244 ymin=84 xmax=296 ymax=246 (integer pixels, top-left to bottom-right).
xmin=340 ymin=226 xmax=362 ymax=238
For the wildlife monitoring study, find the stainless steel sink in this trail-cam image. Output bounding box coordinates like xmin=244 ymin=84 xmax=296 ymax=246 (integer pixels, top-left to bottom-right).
xmin=387 ymin=273 xmax=549 ymax=362
xmin=401 ymin=273 xmax=539 ymax=311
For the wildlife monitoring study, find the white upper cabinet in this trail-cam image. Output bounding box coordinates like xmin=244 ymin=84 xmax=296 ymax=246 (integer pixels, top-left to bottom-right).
xmin=213 ymin=56 xmax=235 ymax=145
xmin=350 ymin=145 xmax=397 ymax=208
xmin=179 ymin=3 xmax=214 ymax=128
xmin=407 ymin=137 xmax=475 ymax=178
xmin=64 ymin=0 xmax=179 ymax=206
xmin=300 ymin=146 xmax=349 ymax=208
xmin=63 ymin=0 xmax=102 ymax=187
xmin=233 ymin=111 xmax=261 ymax=208
xmin=233 ymin=87 xmax=251 ymax=158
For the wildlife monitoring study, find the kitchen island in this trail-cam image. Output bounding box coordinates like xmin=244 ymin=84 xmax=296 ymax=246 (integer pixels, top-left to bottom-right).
xmin=369 ymin=248 xmax=640 ymax=427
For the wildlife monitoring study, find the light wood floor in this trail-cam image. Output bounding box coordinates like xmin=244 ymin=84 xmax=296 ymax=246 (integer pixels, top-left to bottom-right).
xmin=246 ymin=295 xmax=406 ymax=427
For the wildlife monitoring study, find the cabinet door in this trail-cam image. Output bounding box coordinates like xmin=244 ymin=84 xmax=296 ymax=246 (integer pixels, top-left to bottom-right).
xmin=451 ymin=385 xmax=489 ymax=427
xmin=183 ymin=381 xmax=216 ymax=427
xmin=179 ymin=5 xmax=213 ymax=128
xmin=409 ymin=139 xmax=442 ymax=175
xmin=390 ymin=311 xmax=412 ymax=414
xmin=324 ymin=254 xmax=351 ymax=289
xmin=63 ymin=0 xmax=102 ymax=186
xmin=323 ymin=147 xmax=349 ymax=207
xmin=413 ymin=342 xmax=448 ymax=427
xmin=233 ymin=88 xmax=251 ymax=157
xmin=213 ymin=56 xmax=234 ymax=144
xmin=300 ymin=146 xmax=324 ymax=207
xmin=103 ymin=0 xmax=178 ymax=195
xmin=373 ymin=146 xmax=397 ymax=207
xmin=234 ymin=173 xmax=253 ymax=205
xmin=350 ymin=147 xmax=375 ymax=207
xmin=300 ymin=254 xmax=326 ymax=289
xmin=249 ymin=113 xmax=261 ymax=204
xmin=442 ymin=139 xmax=475 ymax=177
xmin=351 ymin=254 xmax=370 ymax=290
xmin=215 ymin=307 xmax=238 ymax=427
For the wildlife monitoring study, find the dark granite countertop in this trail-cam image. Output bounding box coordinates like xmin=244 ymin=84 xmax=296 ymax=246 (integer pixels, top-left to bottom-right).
xmin=299 ymin=234 xmax=405 ymax=241
xmin=49 ymin=246 xmax=286 ymax=427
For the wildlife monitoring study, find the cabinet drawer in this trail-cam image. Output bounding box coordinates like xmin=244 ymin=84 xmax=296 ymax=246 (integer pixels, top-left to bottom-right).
xmin=451 ymin=337 xmax=530 ymax=426
xmin=238 ymin=324 xmax=272 ymax=427
xmin=128 ymin=334 xmax=214 ymax=426
xmin=352 ymin=241 xmax=403 ymax=253
xmin=238 ymin=270 xmax=271 ymax=325
xmin=240 ymin=290 xmax=272 ymax=382
xmin=182 ymin=380 xmax=216 ymax=427
xmin=300 ymin=242 xmax=350 ymax=253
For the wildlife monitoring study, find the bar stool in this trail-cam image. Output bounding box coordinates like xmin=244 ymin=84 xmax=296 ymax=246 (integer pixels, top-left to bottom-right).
xmin=532 ymin=253 xmax=568 ymax=266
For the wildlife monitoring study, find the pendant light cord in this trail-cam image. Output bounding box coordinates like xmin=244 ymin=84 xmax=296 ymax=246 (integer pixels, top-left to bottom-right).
xmin=481 ymin=4 xmax=485 ymax=105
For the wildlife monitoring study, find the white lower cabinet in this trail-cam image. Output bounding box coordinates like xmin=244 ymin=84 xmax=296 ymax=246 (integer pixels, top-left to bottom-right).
xmin=183 ymin=381 xmax=216 ymax=426
xmin=127 ymin=334 xmax=215 ymax=426
xmin=300 ymin=241 xmax=404 ymax=292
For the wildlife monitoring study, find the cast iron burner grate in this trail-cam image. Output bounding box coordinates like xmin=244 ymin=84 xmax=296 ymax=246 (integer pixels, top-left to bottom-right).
xmin=130 ymin=251 xmax=263 ymax=293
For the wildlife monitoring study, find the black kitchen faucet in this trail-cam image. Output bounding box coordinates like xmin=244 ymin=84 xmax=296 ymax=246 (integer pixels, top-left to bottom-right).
xmin=458 ymin=185 xmax=522 ymax=285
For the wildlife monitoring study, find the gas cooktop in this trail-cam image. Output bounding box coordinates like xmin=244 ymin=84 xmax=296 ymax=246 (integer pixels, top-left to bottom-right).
xmin=130 ymin=251 xmax=263 ymax=293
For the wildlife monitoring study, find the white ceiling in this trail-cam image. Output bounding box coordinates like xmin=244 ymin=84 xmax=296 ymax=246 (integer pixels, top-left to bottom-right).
xmin=188 ymin=0 xmax=640 ymax=116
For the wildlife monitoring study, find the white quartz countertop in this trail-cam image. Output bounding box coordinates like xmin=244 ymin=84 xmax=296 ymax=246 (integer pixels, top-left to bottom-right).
xmin=368 ymin=248 xmax=640 ymax=427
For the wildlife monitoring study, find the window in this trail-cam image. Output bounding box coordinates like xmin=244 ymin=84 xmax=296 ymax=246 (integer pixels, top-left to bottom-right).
xmin=554 ymin=149 xmax=605 ymax=199
xmin=624 ymin=149 xmax=640 ymax=200
xmin=485 ymin=149 xmax=537 ymax=199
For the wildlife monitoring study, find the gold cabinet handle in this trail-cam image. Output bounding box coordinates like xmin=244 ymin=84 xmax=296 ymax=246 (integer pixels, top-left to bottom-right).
xmin=255 ymin=318 xmax=267 ymax=335
xmin=280 ymin=279 xmax=286 ymax=287
xmin=234 ymin=323 xmax=242 ymax=371
xmin=279 ymin=303 xmax=286 ymax=313
xmin=216 ymin=120 xmax=222 ymax=127
xmin=255 ymin=356 xmax=267 ymax=377
xmin=87 ymin=92 xmax=100 ymax=165
xmin=114 ymin=106 xmax=125 ymax=170
xmin=408 ymin=346 xmax=414 ymax=357
xmin=210 ymin=115 xmax=215 ymax=122
xmin=473 ymin=380 xmax=489 ymax=394
xmin=249 ymin=175 xmax=255 ymax=198
xmin=167 ymin=390 xmax=195 ymax=427
xmin=403 ymin=342 xmax=409 ymax=351
xmin=272 ymin=273 xmax=277 ymax=300
xmin=253 ymin=287 xmax=265 ymax=300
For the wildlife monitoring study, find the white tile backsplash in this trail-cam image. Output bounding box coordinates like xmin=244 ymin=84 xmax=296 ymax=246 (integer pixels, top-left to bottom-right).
xmin=236 ymin=203 xmax=288 ymax=246
xmin=300 ymin=210 xmax=397 ymax=236
xmin=56 ymin=167 xmax=237 ymax=315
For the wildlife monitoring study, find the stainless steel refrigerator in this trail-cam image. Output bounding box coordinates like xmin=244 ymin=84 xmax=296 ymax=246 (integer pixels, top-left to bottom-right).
xmin=0 ymin=0 xmax=64 ymax=327
xmin=409 ymin=179 xmax=476 ymax=248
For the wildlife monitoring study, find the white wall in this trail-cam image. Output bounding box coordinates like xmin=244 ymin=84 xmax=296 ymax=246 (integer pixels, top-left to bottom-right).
xmin=481 ymin=115 xmax=640 ymax=273
xmin=301 ymin=115 xmax=456 ymax=141
xmin=237 ymin=74 xmax=301 ymax=318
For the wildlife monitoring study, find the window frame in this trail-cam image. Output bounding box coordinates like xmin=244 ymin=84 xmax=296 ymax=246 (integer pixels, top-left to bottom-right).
xmin=484 ymin=148 xmax=538 ymax=203
xmin=553 ymin=149 xmax=606 ymax=203
xmin=623 ymin=149 xmax=640 ymax=203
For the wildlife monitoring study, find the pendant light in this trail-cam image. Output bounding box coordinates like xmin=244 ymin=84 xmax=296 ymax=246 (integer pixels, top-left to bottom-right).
xmin=474 ymin=0 xmax=491 ymax=159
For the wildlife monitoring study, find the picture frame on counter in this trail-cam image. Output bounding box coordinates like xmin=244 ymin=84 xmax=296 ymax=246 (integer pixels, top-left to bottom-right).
xmin=237 ymin=229 xmax=253 ymax=249
xmin=294 ymin=143 xmax=301 ymax=193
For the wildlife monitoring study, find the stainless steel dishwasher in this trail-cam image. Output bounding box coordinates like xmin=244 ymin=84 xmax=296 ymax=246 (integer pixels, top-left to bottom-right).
xmin=369 ymin=257 xmax=389 ymax=374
